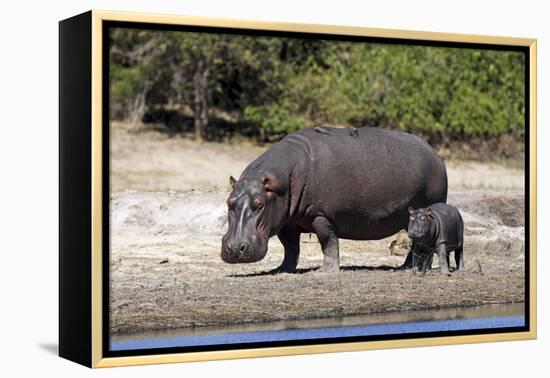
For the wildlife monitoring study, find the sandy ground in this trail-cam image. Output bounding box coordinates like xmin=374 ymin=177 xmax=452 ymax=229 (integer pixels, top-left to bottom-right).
xmin=110 ymin=126 xmax=525 ymax=192
xmin=109 ymin=126 xmax=525 ymax=335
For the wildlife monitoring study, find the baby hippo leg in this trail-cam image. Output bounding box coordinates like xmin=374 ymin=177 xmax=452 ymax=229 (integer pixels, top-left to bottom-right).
xmin=419 ymin=252 xmax=434 ymax=274
xmin=455 ymin=245 xmax=465 ymax=270
xmin=436 ymin=243 xmax=451 ymax=275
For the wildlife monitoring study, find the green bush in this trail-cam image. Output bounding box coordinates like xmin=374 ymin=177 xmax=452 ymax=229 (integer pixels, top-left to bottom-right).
xmin=244 ymin=105 xmax=304 ymax=135
xmin=109 ymin=28 xmax=526 ymax=143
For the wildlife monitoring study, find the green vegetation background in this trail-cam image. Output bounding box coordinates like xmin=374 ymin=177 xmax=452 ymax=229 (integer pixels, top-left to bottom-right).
xmin=110 ymin=28 xmax=525 ymax=156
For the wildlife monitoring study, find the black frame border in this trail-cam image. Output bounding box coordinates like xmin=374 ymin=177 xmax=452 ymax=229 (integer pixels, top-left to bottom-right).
xmin=101 ymin=20 xmax=531 ymax=359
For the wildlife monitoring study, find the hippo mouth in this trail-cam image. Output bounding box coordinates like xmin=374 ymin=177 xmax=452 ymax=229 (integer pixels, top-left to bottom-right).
xmin=408 ymin=229 xmax=427 ymax=239
xmin=408 ymin=231 xmax=420 ymax=239
xmin=220 ymin=237 xmax=268 ymax=264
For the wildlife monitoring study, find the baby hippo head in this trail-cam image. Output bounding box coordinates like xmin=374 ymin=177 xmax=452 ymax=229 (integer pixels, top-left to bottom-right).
xmin=407 ymin=207 xmax=433 ymax=239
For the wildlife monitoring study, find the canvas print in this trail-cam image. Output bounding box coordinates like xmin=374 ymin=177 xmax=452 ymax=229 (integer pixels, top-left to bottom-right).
xmin=107 ymin=25 xmax=527 ymax=353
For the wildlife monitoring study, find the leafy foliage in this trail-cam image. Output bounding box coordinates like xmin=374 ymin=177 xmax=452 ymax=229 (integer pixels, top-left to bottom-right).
xmin=110 ymin=28 xmax=525 ymax=143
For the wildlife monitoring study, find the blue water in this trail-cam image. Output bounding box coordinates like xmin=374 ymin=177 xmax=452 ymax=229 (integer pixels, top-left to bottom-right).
xmin=110 ymin=316 xmax=524 ymax=351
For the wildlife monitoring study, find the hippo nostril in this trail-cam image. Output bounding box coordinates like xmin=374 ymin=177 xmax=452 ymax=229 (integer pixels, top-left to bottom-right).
xmin=239 ymin=244 xmax=246 ymax=254
xmin=225 ymin=244 xmax=231 ymax=253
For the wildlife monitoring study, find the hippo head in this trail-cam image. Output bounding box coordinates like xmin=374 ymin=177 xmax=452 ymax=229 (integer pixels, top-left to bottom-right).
xmin=407 ymin=207 xmax=433 ymax=239
xmin=221 ymin=173 xmax=287 ymax=263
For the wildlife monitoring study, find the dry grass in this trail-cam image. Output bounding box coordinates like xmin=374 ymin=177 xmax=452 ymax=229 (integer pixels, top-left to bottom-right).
xmin=446 ymin=160 xmax=524 ymax=190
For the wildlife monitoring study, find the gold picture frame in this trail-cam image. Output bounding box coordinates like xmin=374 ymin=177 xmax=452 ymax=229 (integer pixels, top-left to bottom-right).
xmin=59 ymin=10 xmax=537 ymax=368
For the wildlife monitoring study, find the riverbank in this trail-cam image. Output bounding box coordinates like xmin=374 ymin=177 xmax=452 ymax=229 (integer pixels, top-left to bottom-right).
xmin=109 ymin=189 xmax=525 ymax=335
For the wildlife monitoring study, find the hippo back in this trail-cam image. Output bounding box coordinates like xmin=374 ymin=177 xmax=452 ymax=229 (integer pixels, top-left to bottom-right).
xmin=278 ymin=127 xmax=448 ymax=240
xmin=429 ymin=203 xmax=463 ymax=250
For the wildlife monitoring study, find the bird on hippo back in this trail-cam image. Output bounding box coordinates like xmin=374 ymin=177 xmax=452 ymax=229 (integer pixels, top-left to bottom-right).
xmin=221 ymin=126 xmax=448 ymax=273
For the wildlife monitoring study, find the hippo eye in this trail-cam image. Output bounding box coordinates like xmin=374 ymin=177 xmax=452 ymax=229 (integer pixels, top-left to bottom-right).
xmin=253 ymin=198 xmax=263 ymax=211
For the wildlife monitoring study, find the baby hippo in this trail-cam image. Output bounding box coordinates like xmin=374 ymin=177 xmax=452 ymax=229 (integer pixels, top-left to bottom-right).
xmin=407 ymin=203 xmax=464 ymax=275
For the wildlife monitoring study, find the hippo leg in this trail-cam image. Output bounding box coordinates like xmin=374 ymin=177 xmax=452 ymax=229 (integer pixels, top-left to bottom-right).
xmin=455 ymin=245 xmax=465 ymax=270
xmin=437 ymin=244 xmax=451 ymax=275
xmin=274 ymin=226 xmax=301 ymax=273
xmin=403 ymin=241 xmax=429 ymax=272
xmin=401 ymin=251 xmax=413 ymax=269
xmin=418 ymin=251 xmax=434 ymax=274
xmin=400 ymin=241 xmax=416 ymax=269
xmin=412 ymin=249 xmax=419 ymax=275
xmin=313 ymin=217 xmax=340 ymax=272
xmin=411 ymin=247 xmax=431 ymax=274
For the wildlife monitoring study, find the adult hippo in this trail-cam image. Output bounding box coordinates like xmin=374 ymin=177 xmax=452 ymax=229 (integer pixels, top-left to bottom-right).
xmin=221 ymin=126 xmax=448 ymax=272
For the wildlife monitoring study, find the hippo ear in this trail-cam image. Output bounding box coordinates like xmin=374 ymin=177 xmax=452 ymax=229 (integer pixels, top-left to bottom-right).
xmin=408 ymin=207 xmax=414 ymax=215
xmin=229 ymin=176 xmax=237 ymax=188
xmin=426 ymin=207 xmax=432 ymax=216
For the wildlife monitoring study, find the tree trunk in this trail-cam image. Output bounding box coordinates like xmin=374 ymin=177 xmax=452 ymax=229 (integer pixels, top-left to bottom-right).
xmin=193 ymin=60 xmax=209 ymax=141
xmin=259 ymin=126 xmax=266 ymax=145
xmin=127 ymin=86 xmax=147 ymax=132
